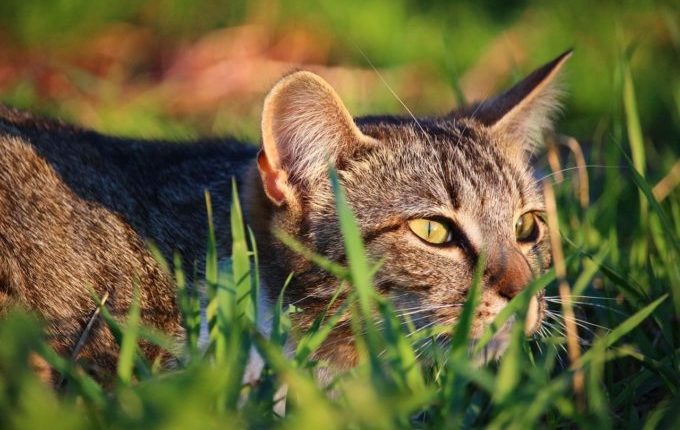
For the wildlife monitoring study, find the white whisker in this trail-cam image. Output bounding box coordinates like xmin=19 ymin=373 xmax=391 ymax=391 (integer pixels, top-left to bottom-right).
xmin=538 ymin=165 xmax=625 ymax=182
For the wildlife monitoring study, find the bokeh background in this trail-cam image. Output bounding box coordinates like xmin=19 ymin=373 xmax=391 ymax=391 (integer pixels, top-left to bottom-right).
xmin=0 ymin=0 xmax=677 ymax=178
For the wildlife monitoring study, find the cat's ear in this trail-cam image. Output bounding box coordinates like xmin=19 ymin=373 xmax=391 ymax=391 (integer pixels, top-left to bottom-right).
xmin=466 ymin=50 xmax=572 ymax=159
xmin=258 ymin=71 xmax=375 ymax=206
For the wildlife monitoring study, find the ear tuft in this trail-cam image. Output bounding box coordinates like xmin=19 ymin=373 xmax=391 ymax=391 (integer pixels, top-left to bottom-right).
xmin=258 ymin=71 xmax=374 ymax=205
xmin=463 ymin=49 xmax=572 ymax=159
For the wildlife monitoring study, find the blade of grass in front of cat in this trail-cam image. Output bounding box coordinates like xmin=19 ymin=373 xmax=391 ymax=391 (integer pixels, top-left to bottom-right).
xmin=117 ymin=286 xmax=142 ymax=385
xmin=442 ymin=251 xmax=485 ymax=421
xmin=295 ymin=287 xmax=350 ymax=365
xmin=494 ymin=319 xmax=525 ymax=405
xmin=328 ymin=167 xmax=382 ymax=370
xmin=204 ymin=190 xmax=224 ymax=359
xmin=254 ymin=334 xmax=342 ymax=430
xmin=493 ymin=255 xmax=535 ymax=411
xmin=473 ymin=268 xmax=555 ymax=354
xmin=231 ymin=178 xmax=255 ymax=324
xmin=37 ymin=340 xmax=106 ymax=407
xmin=328 ymin=168 xmax=374 ymax=311
xmin=274 ymin=229 xmax=349 ymax=280
xmin=174 ymin=251 xmax=201 ymax=359
xmin=374 ymin=297 xmax=426 ymax=393
xmin=577 ymin=293 xmax=667 ymax=367
xmin=271 ymin=273 xmax=294 ymax=348
xmin=89 ymin=288 xmax=151 ymax=381
xmin=450 ymin=251 xmax=485 ymax=357
xmin=248 ymin=226 xmax=261 ymax=323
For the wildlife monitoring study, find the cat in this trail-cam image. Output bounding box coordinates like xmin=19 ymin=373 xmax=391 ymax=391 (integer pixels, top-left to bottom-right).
xmin=0 ymin=49 xmax=571 ymax=382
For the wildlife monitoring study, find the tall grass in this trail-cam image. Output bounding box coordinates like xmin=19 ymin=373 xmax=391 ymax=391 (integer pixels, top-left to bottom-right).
xmin=0 ymin=2 xmax=678 ymax=428
xmin=2 ymin=117 xmax=679 ymax=428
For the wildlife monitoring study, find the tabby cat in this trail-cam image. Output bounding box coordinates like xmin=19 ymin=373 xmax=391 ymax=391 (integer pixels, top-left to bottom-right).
xmin=0 ymin=50 xmax=571 ymax=381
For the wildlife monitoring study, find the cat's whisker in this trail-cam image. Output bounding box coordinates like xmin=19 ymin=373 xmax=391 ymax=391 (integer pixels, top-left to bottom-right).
xmin=394 ymin=303 xmax=461 ymax=315
xmin=328 ymin=303 xmax=455 ymax=340
xmin=555 ymin=348 xmax=566 ymax=368
xmin=545 ymin=295 xmax=616 ymax=300
xmin=353 ymin=43 xmax=450 ymax=188
xmin=534 ymin=338 xmax=544 ymax=355
xmin=546 ymin=308 xmax=610 ymax=333
xmin=546 ymin=300 xmax=619 ymax=310
xmin=546 ymin=314 xmax=602 ymax=342
xmin=571 ymin=317 xmax=610 ymax=333
xmin=546 ymin=300 xmax=627 ymax=316
xmin=354 ymin=45 xmax=429 ymax=136
xmin=537 ymin=164 xmax=625 ymax=182
xmin=406 ymin=319 xmax=441 ymax=338
xmin=456 ymin=95 xmax=488 ymax=147
xmin=541 ymin=319 xmax=567 ymax=338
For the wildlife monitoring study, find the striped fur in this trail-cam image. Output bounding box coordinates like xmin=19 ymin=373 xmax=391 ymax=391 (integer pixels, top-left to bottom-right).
xmin=0 ymin=51 xmax=570 ymax=379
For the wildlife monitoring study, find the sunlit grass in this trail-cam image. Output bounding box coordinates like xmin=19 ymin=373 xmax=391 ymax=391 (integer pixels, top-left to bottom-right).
xmin=0 ymin=1 xmax=678 ymax=428
xmin=2 ymin=138 xmax=678 ymax=427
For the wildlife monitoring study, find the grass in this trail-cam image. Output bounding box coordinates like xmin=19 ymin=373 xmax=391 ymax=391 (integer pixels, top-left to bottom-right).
xmin=0 ymin=1 xmax=679 ymax=429
xmin=1 ymin=145 xmax=679 ymax=428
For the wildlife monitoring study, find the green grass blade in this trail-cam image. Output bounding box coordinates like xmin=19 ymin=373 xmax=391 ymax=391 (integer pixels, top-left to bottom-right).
xmin=275 ymin=229 xmax=349 ymax=280
xmin=328 ymin=167 xmax=386 ymax=377
xmin=328 ymin=168 xmax=374 ymax=317
xmin=117 ymin=287 xmax=142 ymax=385
xmin=231 ymin=178 xmax=255 ymax=324
xmin=449 ymin=251 xmax=486 ymax=357
xmin=271 ymin=273 xmax=294 ymax=348
xmin=621 ymin=149 xmax=680 ymax=317
xmin=474 ymin=268 xmax=555 ymax=354
xmin=174 ymin=251 xmax=201 ymax=358
xmin=578 ymin=294 xmax=667 ymax=366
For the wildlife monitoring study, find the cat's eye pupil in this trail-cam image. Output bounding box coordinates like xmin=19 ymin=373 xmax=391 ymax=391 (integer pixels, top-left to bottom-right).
xmin=515 ymin=212 xmax=538 ymax=242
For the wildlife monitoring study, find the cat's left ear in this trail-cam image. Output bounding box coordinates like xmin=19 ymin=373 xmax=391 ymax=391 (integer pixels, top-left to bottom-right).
xmin=463 ymin=50 xmax=572 ymax=159
xmin=258 ymin=71 xmax=376 ymax=208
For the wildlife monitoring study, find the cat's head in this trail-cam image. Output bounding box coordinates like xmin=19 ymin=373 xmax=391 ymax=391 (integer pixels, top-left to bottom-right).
xmin=250 ymin=51 xmax=571 ymax=364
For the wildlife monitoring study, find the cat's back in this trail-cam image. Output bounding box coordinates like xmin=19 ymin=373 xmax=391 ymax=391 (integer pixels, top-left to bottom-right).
xmin=0 ymin=104 xmax=259 ymax=265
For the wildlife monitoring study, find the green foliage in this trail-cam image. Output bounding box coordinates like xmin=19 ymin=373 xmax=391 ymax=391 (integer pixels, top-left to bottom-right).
xmin=0 ymin=1 xmax=678 ymax=429
xmin=2 ymin=149 xmax=679 ymax=427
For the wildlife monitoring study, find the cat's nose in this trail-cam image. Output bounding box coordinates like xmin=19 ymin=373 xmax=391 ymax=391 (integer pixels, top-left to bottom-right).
xmin=487 ymin=250 xmax=533 ymax=299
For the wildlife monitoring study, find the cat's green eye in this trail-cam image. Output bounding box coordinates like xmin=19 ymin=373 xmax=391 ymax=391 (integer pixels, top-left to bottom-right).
xmin=408 ymin=219 xmax=452 ymax=245
xmin=515 ymin=212 xmax=539 ymax=242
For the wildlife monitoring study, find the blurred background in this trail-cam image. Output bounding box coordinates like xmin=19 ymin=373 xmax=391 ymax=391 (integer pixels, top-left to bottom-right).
xmin=0 ymin=0 xmax=677 ymax=180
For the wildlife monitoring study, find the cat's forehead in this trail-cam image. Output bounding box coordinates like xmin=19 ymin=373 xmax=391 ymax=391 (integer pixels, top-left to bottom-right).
xmin=346 ymin=116 xmax=539 ymax=222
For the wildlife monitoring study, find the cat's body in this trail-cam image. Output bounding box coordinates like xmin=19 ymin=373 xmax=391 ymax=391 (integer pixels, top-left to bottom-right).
xmin=0 ymin=106 xmax=257 ymax=380
xmin=0 ymin=51 xmax=571 ymax=381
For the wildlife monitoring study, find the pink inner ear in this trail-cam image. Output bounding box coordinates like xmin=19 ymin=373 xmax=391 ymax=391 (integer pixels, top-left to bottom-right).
xmin=257 ymin=150 xmax=286 ymax=206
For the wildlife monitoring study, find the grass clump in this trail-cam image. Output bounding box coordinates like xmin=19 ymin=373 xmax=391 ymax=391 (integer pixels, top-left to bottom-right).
xmin=0 ymin=2 xmax=678 ymax=428
xmin=2 ymin=124 xmax=679 ymax=428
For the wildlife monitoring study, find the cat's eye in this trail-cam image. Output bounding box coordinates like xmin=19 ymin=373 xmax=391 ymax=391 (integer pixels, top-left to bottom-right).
xmin=515 ymin=212 xmax=540 ymax=242
xmin=408 ymin=218 xmax=453 ymax=245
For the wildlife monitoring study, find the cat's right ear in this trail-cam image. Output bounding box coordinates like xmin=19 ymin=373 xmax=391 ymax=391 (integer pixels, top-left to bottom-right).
xmin=462 ymin=50 xmax=572 ymax=160
xmin=258 ymin=71 xmax=376 ymax=207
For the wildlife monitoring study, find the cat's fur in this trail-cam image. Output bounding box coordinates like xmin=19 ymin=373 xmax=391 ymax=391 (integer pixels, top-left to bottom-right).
xmin=0 ymin=50 xmax=570 ymax=380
